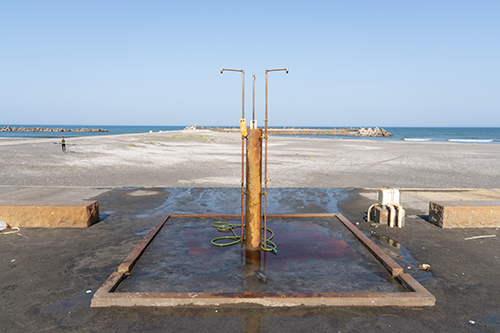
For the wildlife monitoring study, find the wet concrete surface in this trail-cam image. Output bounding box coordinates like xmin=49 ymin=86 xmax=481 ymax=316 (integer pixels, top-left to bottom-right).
xmin=117 ymin=216 xmax=404 ymax=294
xmin=369 ymin=234 xmax=433 ymax=283
xmin=1 ymin=187 xmax=499 ymax=332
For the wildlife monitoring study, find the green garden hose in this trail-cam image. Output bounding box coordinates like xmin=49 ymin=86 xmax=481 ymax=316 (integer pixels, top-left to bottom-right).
xmin=210 ymin=221 xmax=277 ymax=253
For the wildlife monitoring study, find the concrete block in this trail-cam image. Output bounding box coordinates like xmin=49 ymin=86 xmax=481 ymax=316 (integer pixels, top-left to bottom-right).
xmin=0 ymin=200 xmax=99 ymax=228
xmin=373 ymin=206 xmax=389 ymax=224
xmin=429 ymin=201 xmax=500 ymax=228
xmin=372 ymin=205 xmax=405 ymax=227
xmin=398 ymin=207 xmax=406 ymax=228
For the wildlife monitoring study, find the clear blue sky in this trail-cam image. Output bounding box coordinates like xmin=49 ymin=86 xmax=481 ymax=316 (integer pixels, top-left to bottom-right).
xmin=1 ymin=1 xmax=499 ymax=127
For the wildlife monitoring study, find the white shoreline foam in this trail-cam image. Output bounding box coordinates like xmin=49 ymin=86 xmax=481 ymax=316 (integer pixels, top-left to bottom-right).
xmin=404 ymin=138 xmax=432 ymax=142
xmin=448 ymin=139 xmax=493 ymax=143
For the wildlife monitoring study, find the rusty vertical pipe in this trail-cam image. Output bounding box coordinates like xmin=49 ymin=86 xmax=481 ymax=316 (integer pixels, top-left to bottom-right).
xmin=241 ymin=138 xmax=245 ymax=248
xmin=221 ymin=68 xmax=246 ymax=247
xmin=263 ymin=68 xmax=288 ymax=250
xmin=245 ymin=249 xmax=261 ymax=274
xmin=241 ymin=71 xmax=245 ymax=119
xmin=245 ymin=128 xmax=262 ymax=251
xmin=252 ymin=73 xmax=256 ymax=126
xmin=240 ymin=71 xmax=245 ymax=247
xmin=263 ymin=71 xmax=269 ymax=249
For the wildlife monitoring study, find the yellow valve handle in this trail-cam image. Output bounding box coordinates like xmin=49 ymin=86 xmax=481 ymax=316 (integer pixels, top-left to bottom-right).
xmin=239 ymin=119 xmax=248 ymax=137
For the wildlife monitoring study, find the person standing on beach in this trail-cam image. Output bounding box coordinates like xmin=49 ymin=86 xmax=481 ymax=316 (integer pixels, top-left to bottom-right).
xmin=61 ymin=136 xmax=66 ymax=152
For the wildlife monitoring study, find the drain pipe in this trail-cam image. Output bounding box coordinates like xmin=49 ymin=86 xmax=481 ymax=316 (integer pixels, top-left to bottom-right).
xmin=366 ymin=203 xmax=381 ymax=223
xmin=394 ymin=204 xmax=404 ymax=228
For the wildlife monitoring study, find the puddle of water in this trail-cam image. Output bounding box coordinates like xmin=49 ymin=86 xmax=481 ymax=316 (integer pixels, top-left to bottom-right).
xmin=42 ymin=293 xmax=92 ymax=313
xmin=363 ymin=233 xmax=433 ymax=283
xmin=98 ymin=210 xmax=114 ymax=222
xmin=134 ymin=229 xmax=151 ymax=236
xmin=265 ymin=188 xmax=344 ymax=214
xmin=156 ymin=188 xmax=346 ymax=215
xmin=480 ymin=313 xmax=500 ymax=328
xmin=182 ymin=222 xmax=352 ymax=264
xmin=128 ymin=190 xmax=160 ymax=196
xmin=116 ymin=217 xmax=404 ymax=294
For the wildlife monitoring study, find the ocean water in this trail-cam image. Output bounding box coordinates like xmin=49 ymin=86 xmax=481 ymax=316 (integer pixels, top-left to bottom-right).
xmin=1 ymin=125 xmax=499 ymax=144
xmin=275 ymin=127 xmax=500 ymax=144
xmin=0 ymin=125 xmax=185 ymax=139
xmin=386 ymin=127 xmax=500 ymax=144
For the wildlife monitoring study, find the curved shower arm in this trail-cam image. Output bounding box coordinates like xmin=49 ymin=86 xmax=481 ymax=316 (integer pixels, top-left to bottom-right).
xmin=221 ymin=68 xmax=245 ymax=119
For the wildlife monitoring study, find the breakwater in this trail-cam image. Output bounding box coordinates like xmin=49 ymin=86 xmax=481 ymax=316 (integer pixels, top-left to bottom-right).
xmin=198 ymin=126 xmax=392 ymax=137
xmin=0 ymin=126 xmax=108 ymax=133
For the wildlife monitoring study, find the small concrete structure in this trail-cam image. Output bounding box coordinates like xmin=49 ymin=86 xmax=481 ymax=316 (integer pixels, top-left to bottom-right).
xmin=429 ymin=201 xmax=500 ymax=228
xmin=0 ymin=200 xmax=99 ymax=228
xmin=370 ymin=205 xmax=405 ymax=227
xmin=372 ymin=205 xmax=389 ymax=224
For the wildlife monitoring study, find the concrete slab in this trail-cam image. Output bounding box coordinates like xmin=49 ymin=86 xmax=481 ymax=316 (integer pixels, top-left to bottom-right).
xmin=429 ymin=201 xmax=500 ymax=228
xmin=359 ymin=188 xmax=500 ymax=217
xmin=0 ymin=186 xmax=109 ymax=201
xmin=4 ymin=187 xmax=500 ymax=332
xmin=0 ymin=200 xmax=99 ymax=227
xmin=91 ymin=213 xmax=434 ymax=307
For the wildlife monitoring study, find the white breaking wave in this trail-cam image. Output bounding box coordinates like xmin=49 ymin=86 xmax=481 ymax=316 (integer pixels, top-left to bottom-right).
xmin=404 ymin=138 xmax=432 ymax=142
xmin=448 ymin=139 xmax=493 ymax=143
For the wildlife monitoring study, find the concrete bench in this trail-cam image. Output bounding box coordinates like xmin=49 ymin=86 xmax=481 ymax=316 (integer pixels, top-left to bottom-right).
xmin=429 ymin=201 xmax=500 ymax=228
xmin=0 ymin=200 xmax=99 ymax=228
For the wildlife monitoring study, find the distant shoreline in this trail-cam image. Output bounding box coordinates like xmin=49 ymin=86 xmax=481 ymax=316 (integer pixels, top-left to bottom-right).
xmin=0 ymin=126 xmax=108 ymax=133
xmin=197 ymin=126 xmax=392 ymax=137
xmin=1 ymin=126 xmax=499 ymax=144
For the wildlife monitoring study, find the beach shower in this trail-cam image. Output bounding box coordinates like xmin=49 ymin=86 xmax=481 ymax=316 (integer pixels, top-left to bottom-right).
xmin=91 ymin=69 xmax=435 ymax=309
xmin=219 ymin=68 xmax=289 ymax=253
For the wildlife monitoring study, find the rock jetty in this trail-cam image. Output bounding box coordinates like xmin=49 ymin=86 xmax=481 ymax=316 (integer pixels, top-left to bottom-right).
xmin=194 ymin=126 xmax=391 ymax=137
xmin=0 ymin=126 xmax=108 ymax=133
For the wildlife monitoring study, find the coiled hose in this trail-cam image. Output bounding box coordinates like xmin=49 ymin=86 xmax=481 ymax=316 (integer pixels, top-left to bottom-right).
xmin=210 ymin=221 xmax=277 ymax=253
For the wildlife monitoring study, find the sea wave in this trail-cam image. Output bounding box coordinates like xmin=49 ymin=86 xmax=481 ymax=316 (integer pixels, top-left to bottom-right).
xmin=404 ymin=138 xmax=432 ymax=142
xmin=448 ymin=139 xmax=494 ymax=143
xmin=0 ymin=137 xmax=31 ymax=140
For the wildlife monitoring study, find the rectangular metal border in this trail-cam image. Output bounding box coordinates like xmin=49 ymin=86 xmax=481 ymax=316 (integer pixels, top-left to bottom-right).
xmin=91 ymin=213 xmax=435 ymax=307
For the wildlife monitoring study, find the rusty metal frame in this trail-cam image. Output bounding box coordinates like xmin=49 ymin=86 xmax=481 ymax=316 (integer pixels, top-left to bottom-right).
xmin=91 ymin=213 xmax=435 ymax=307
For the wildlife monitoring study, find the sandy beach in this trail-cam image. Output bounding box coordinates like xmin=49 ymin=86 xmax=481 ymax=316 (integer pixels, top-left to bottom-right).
xmin=1 ymin=130 xmax=500 ymax=332
xmin=1 ymin=129 xmax=500 ymax=189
